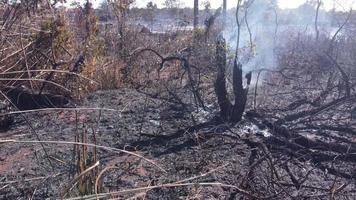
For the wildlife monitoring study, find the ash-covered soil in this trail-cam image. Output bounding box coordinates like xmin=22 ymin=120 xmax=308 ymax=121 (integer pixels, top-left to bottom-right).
xmin=0 ymin=89 xmax=355 ymax=199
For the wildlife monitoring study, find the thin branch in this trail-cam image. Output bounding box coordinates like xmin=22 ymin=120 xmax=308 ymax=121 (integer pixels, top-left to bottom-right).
xmin=0 ymin=140 xmax=166 ymax=172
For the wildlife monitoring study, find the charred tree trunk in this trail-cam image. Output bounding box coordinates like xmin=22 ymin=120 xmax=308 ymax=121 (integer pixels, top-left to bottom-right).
xmin=231 ymin=61 xmax=249 ymax=122
xmin=214 ymin=35 xmax=251 ymax=122
xmin=214 ymin=35 xmax=232 ymax=121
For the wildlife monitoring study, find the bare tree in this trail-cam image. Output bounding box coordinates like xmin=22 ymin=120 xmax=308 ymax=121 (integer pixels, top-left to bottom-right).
xmin=163 ymin=0 xmax=180 ymax=8
xmin=243 ymin=0 xmax=255 ymax=54
xmin=223 ymin=0 xmax=227 ymax=28
xmin=194 ymin=0 xmax=199 ymax=29
xmin=314 ymin=0 xmax=322 ymax=41
xmin=231 ymin=0 xmax=250 ymax=122
xmin=107 ymin=0 xmax=135 ymax=60
xmin=214 ymin=0 xmax=252 ymax=122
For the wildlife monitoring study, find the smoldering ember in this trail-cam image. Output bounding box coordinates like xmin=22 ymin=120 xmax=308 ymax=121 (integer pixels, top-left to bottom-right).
xmin=0 ymin=0 xmax=355 ymax=199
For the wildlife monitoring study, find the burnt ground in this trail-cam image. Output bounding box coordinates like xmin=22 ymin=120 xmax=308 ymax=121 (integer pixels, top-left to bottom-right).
xmin=0 ymin=89 xmax=355 ymax=199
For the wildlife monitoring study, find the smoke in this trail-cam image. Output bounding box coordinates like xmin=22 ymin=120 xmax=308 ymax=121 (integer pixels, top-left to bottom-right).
xmin=223 ymin=0 xmax=278 ymax=72
xmin=129 ymin=0 xmax=340 ymax=72
xmin=222 ymin=0 xmax=334 ymax=72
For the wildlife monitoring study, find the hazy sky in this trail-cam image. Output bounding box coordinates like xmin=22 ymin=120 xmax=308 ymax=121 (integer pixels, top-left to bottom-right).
xmin=69 ymin=0 xmax=355 ymax=11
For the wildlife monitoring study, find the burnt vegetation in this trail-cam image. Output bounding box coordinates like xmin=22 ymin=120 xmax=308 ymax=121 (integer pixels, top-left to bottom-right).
xmin=0 ymin=0 xmax=356 ymax=199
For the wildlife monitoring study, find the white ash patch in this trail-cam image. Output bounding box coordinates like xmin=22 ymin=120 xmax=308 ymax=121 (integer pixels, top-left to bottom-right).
xmin=149 ymin=119 xmax=161 ymax=127
xmin=242 ymin=124 xmax=272 ymax=138
xmin=191 ymin=105 xmax=214 ymax=123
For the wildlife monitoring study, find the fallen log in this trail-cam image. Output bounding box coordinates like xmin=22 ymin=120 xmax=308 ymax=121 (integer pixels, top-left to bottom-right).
xmin=2 ymin=86 xmax=70 ymax=111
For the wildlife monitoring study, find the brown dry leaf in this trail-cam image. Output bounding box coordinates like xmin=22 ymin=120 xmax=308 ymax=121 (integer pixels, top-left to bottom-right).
xmin=136 ymin=165 xmax=148 ymax=177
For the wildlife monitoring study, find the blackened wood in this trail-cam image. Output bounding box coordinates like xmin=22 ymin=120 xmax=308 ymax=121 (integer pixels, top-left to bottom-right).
xmin=214 ymin=35 xmax=232 ymax=120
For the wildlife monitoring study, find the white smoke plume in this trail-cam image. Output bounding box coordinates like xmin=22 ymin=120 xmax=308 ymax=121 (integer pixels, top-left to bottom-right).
xmin=222 ymin=0 xmax=334 ymax=71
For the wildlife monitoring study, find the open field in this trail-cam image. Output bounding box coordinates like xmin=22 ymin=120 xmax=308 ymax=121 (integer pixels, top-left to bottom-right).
xmin=1 ymin=0 xmax=356 ymax=199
